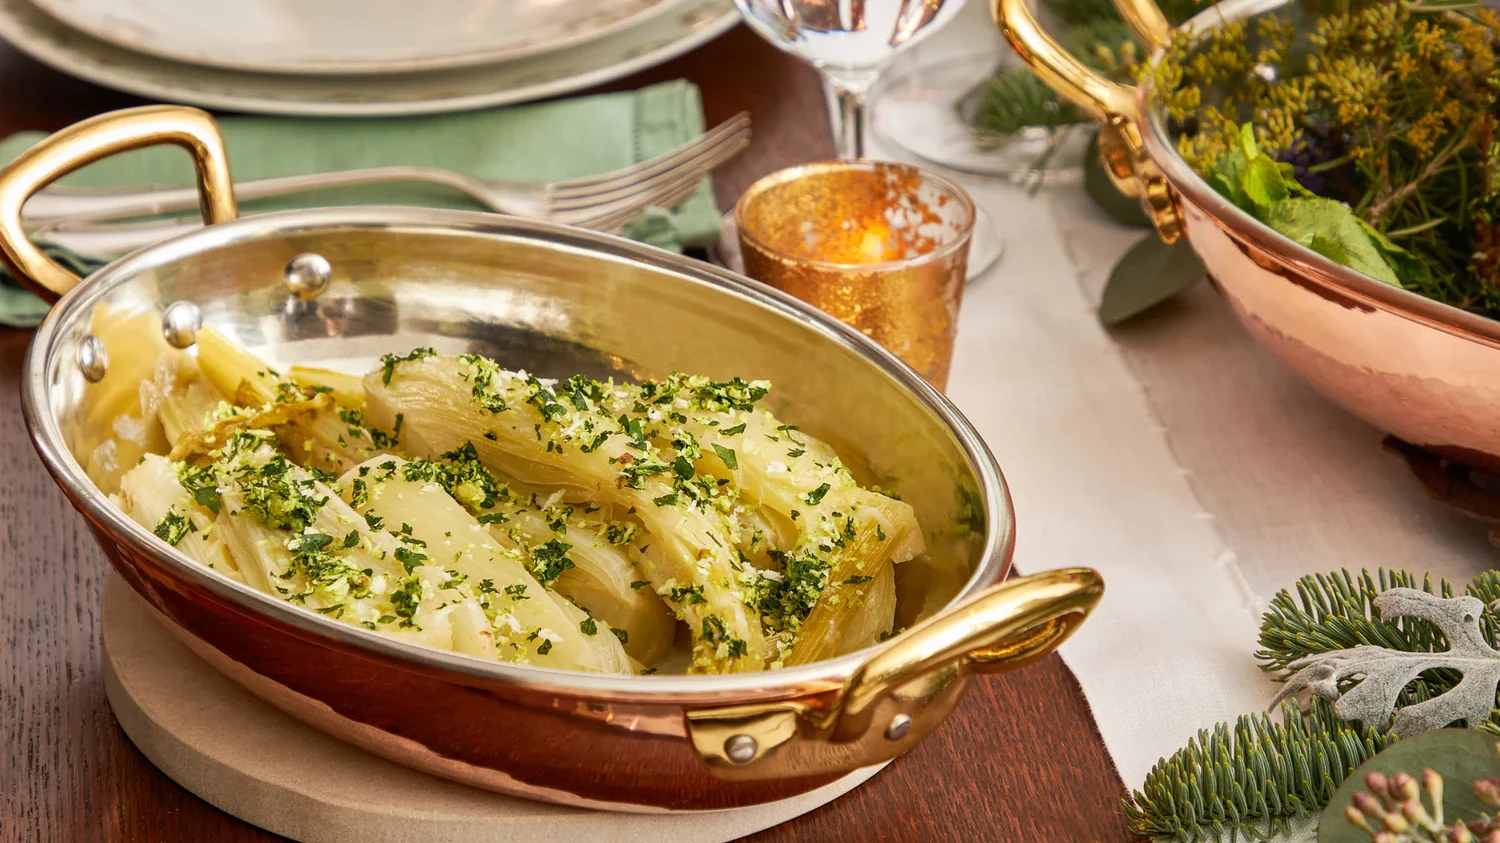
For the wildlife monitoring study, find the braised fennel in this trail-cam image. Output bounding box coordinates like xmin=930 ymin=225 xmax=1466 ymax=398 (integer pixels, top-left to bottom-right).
xmin=107 ymin=324 xmax=923 ymax=675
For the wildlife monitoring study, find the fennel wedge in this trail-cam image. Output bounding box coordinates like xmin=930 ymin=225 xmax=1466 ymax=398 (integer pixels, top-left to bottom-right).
xmin=365 ymin=353 xmax=765 ymax=674
xmin=338 ymin=456 xmax=632 ymax=673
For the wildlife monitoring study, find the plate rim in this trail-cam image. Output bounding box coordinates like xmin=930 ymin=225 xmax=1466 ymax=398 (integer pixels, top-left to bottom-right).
xmin=0 ymin=0 xmax=739 ymax=116
xmin=29 ymin=0 xmax=695 ymax=76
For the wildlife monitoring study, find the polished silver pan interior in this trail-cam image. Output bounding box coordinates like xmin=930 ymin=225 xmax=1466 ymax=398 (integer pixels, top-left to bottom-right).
xmin=26 ymin=206 xmax=1010 ymax=694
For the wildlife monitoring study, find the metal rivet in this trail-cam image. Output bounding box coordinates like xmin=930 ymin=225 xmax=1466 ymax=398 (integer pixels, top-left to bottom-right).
xmin=884 ymin=713 xmax=913 ymax=742
xmin=161 ymin=301 xmax=202 ymax=349
xmin=76 ymin=335 xmax=107 ymax=383
xmin=724 ymin=734 xmax=758 ymax=764
xmin=283 ymin=253 xmax=332 ymax=300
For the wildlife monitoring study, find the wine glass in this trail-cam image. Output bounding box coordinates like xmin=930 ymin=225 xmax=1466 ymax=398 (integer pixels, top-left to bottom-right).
xmin=732 ymin=0 xmax=1004 ymax=277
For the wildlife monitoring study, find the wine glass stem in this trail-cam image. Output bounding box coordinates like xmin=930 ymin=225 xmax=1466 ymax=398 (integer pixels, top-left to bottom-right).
xmin=824 ymin=68 xmax=879 ymax=161
xmin=833 ymin=84 xmax=866 ymax=161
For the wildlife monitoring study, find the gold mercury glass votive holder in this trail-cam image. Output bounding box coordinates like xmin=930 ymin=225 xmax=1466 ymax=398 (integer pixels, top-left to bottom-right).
xmin=735 ymin=160 xmax=975 ymax=390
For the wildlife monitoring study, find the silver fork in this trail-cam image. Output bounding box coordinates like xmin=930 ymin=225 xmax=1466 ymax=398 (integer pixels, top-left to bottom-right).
xmin=23 ymin=112 xmax=750 ymax=229
xmin=34 ymin=172 xmax=711 ymax=262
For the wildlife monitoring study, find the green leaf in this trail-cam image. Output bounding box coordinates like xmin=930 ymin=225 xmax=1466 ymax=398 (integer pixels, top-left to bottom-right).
xmin=1309 ymin=233 xmax=1350 ymax=265
xmin=712 ymin=443 xmax=737 ymax=470
xmin=1242 ymin=154 xmax=1290 ymax=214
xmin=1236 ymin=121 xmax=1259 ymax=160
xmin=1098 ymin=234 xmax=1206 ymax=325
xmin=1318 ymin=730 xmax=1500 ymax=843
xmin=1083 ymin=132 xmax=1151 ymax=228
xmin=1357 ymin=217 xmax=1431 ymax=286
xmin=1263 ymin=198 xmax=1401 ymax=286
xmin=1209 ymin=146 xmax=1251 ymax=211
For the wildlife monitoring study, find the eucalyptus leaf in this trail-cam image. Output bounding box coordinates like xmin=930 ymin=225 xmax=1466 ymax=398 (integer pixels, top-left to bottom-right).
xmin=1083 ymin=132 xmax=1151 ymax=228
xmin=1098 ymin=234 xmax=1205 ymax=325
xmin=1318 ymin=729 xmax=1500 ymax=843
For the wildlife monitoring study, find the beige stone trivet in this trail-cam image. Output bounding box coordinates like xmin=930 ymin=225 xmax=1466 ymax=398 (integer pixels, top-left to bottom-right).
xmin=101 ymin=576 xmax=884 ymax=843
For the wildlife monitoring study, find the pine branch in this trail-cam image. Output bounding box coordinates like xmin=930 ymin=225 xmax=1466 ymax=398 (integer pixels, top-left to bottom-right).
xmin=1123 ymin=699 xmax=1396 ymax=841
xmin=1256 ymin=569 xmax=1463 ymax=678
xmin=1128 ymin=572 xmax=1500 ymax=842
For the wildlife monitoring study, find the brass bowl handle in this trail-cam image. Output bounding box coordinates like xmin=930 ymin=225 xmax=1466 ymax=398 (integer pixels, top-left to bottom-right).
xmin=992 ymin=0 xmax=1184 ymax=242
xmin=0 ymin=105 xmax=238 ymax=300
xmin=686 ymin=568 xmax=1103 ymax=779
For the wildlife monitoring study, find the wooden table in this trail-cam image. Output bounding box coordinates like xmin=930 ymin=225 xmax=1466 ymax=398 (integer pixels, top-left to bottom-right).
xmin=0 ymin=26 xmax=1134 ymax=842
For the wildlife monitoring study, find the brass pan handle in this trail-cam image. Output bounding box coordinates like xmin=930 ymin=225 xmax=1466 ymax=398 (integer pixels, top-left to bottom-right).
xmin=686 ymin=568 xmax=1103 ymax=779
xmin=834 ymin=567 xmax=1103 ymax=739
xmin=0 ymin=105 xmax=238 ymax=300
xmin=992 ymin=0 xmax=1184 ymax=242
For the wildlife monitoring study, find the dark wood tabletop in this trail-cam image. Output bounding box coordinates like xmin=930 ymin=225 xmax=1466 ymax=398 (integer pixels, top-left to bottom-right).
xmin=0 ymin=25 xmax=1134 ymax=843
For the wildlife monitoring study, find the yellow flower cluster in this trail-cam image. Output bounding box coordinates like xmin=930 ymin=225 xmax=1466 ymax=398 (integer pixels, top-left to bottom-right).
xmin=1153 ymin=0 xmax=1497 ymax=181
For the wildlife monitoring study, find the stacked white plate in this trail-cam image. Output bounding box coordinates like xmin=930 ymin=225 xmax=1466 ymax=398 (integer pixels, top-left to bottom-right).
xmin=0 ymin=0 xmax=737 ymax=115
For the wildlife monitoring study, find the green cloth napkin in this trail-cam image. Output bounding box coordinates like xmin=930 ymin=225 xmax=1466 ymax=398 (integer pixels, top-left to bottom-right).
xmin=0 ymin=79 xmax=722 ymax=328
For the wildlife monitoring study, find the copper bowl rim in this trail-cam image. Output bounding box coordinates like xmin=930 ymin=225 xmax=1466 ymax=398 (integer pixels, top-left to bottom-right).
xmin=21 ymin=205 xmax=1016 ymax=701
xmin=1137 ymin=0 xmax=1500 ymax=351
xmin=733 ymin=159 xmax=977 ymax=272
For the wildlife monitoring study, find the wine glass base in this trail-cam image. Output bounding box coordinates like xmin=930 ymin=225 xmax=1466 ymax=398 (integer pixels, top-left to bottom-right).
xmin=967 ymin=206 xmax=1003 ymax=280
xmin=870 ymin=50 xmax=1091 ymax=183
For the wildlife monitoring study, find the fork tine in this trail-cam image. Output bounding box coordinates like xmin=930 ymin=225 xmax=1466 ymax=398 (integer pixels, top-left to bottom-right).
xmin=551 ymin=131 xmax=747 ymax=229
xmin=589 ymin=179 xmax=707 ymax=236
xmin=549 ymin=127 xmax=749 ymax=220
xmin=548 ymin=114 xmax=750 ymax=200
xmin=549 ymin=113 xmax=748 ymax=198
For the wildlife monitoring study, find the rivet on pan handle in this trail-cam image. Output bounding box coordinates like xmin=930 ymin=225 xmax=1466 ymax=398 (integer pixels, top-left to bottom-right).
xmin=0 ymin=105 xmax=238 ymax=301
xmin=686 ymin=568 xmax=1104 ymax=780
xmin=992 ymin=0 xmax=1183 ymax=243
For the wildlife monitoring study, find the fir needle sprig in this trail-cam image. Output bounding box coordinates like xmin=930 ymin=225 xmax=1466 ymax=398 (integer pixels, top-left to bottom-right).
xmin=1124 ymin=698 xmax=1396 ymax=841
xmin=1128 ymin=569 xmax=1500 ymax=841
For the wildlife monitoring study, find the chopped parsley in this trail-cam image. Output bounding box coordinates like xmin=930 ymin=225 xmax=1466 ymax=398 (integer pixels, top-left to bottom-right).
xmin=153 ymin=509 xmax=195 ymax=546
xmin=504 ymin=583 xmax=529 ymax=601
xmin=527 ymin=539 xmax=574 ymax=587
xmin=700 ymin=615 xmax=749 ymax=659
xmin=712 ymin=443 xmax=738 ymax=470
xmin=803 ymin=483 xmax=831 ymax=505
xmin=843 ymin=575 xmax=873 ymax=585
xmin=177 ymin=463 xmax=222 ymax=514
xmin=667 ymin=583 xmax=707 ymax=605
xmin=720 ymin=422 xmax=747 ymax=436
xmin=394 ymin=546 xmax=426 ymax=573
xmin=604 ymin=522 xmax=640 ymax=545
xmin=611 ymin=627 xmax=629 ymax=644
xmin=389 ymin=575 xmax=424 ymax=628
xmin=379 ymin=347 xmax=436 ymax=385
xmin=580 ymin=617 xmax=598 ymax=636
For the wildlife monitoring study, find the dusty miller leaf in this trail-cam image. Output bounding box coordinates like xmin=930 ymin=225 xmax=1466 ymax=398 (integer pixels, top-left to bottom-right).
xmin=1273 ymin=589 xmax=1500 ymax=737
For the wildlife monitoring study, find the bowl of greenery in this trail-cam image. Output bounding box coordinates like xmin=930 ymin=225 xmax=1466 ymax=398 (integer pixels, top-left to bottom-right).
xmin=996 ymin=0 xmax=1500 ymax=470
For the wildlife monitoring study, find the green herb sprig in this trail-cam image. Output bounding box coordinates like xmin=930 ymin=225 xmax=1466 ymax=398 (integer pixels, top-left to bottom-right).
xmin=1154 ymin=0 xmax=1500 ymax=319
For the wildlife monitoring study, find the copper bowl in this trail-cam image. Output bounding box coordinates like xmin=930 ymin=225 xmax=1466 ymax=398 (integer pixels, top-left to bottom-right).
xmin=3 ymin=106 xmax=1103 ymax=811
xmin=997 ymin=0 xmax=1500 ymax=472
